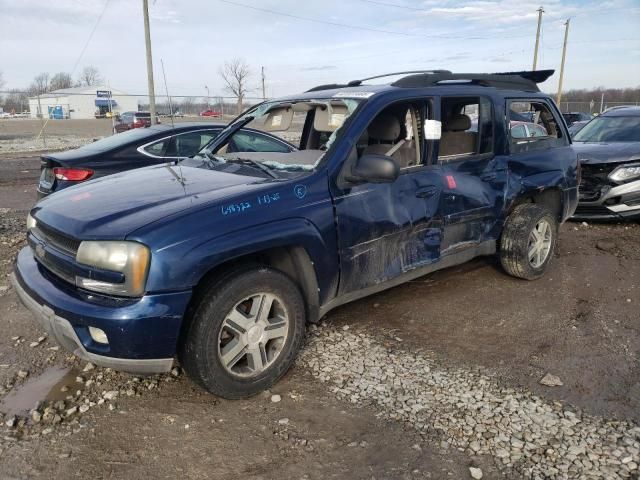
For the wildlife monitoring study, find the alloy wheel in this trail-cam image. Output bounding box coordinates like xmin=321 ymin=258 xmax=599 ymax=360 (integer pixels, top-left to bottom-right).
xmin=217 ymin=293 xmax=289 ymax=377
xmin=528 ymin=219 xmax=553 ymax=268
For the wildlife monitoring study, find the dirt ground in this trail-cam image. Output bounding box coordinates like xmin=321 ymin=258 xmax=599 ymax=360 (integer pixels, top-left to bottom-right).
xmin=0 ymin=154 xmax=638 ymax=479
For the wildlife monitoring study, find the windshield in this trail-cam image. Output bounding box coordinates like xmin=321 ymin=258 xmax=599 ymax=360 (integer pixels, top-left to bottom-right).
xmin=195 ymin=97 xmax=362 ymax=173
xmin=573 ymin=115 xmax=640 ymax=143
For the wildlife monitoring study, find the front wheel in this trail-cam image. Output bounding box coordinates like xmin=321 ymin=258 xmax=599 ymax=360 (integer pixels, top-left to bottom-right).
xmin=179 ymin=266 xmax=306 ymax=399
xmin=500 ymin=203 xmax=558 ymax=280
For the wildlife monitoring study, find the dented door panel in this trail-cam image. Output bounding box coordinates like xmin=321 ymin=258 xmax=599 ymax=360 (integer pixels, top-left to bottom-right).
xmin=438 ymin=155 xmax=508 ymax=252
xmin=333 ymin=170 xmax=444 ymax=294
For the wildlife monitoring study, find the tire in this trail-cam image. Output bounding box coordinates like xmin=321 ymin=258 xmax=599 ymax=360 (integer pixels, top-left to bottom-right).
xmin=500 ymin=203 xmax=558 ymax=280
xmin=179 ymin=266 xmax=306 ymax=399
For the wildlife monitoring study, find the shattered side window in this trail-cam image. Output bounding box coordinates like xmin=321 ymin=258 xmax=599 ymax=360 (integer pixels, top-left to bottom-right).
xmin=199 ymin=98 xmax=363 ymax=173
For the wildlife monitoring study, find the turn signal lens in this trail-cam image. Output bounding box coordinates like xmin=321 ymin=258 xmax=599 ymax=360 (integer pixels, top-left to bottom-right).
xmin=27 ymin=213 xmax=37 ymax=230
xmin=89 ymin=326 xmax=109 ymax=344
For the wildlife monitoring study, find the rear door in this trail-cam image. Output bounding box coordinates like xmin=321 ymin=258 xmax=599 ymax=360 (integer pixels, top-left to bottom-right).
xmin=506 ymin=98 xmax=575 ymax=213
xmin=436 ymin=95 xmax=507 ymax=252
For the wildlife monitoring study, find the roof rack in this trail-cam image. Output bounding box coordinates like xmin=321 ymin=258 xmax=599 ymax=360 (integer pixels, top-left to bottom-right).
xmin=306 ymin=70 xmax=452 ymax=92
xmin=306 ymin=69 xmax=554 ymax=93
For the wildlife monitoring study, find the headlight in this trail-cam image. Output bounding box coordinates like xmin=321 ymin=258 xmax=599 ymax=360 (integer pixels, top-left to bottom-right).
xmin=609 ymin=164 xmax=640 ymax=183
xmin=75 ymin=241 xmax=150 ymax=297
xmin=27 ymin=213 xmax=37 ymax=230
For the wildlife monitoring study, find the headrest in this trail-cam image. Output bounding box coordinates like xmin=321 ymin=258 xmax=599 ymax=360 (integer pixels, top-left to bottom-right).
xmin=368 ymin=114 xmax=401 ymax=141
xmin=314 ymin=105 xmax=349 ymax=132
xmin=444 ymin=114 xmax=471 ymax=132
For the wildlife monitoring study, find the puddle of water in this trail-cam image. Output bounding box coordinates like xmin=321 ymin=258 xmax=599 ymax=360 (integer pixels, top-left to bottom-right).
xmin=0 ymin=366 xmax=81 ymax=417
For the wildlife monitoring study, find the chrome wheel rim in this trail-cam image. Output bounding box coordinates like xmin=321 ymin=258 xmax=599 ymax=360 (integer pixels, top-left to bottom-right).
xmin=217 ymin=293 xmax=289 ymax=378
xmin=528 ymin=219 xmax=553 ymax=268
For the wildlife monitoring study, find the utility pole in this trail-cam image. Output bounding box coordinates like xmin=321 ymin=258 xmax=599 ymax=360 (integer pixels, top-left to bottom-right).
xmin=142 ymin=0 xmax=157 ymax=124
xmin=37 ymin=94 xmax=46 ymax=147
xmin=556 ymin=18 xmax=570 ymax=106
xmin=261 ymin=66 xmax=266 ymax=100
xmin=532 ymin=6 xmax=544 ymax=71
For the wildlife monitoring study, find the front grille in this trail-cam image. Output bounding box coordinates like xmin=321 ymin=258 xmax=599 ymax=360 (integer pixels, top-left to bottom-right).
xmin=579 ymin=163 xmax=617 ymax=202
xmin=32 ymin=222 xmax=81 ymax=256
xmin=37 ymin=250 xmax=76 ymax=285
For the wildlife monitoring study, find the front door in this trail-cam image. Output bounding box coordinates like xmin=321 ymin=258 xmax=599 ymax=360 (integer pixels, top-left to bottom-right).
xmin=332 ymin=99 xmax=445 ymax=295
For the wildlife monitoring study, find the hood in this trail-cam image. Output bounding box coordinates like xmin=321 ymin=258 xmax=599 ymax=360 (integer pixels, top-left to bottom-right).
xmin=573 ymin=142 xmax=640 ymax=165
xmin=33 ymin=164 xmax=266 ymax=239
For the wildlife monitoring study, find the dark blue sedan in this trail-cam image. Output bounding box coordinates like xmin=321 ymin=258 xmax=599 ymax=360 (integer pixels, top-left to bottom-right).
xmin=37 ymin=122 xmax=296 ymax=197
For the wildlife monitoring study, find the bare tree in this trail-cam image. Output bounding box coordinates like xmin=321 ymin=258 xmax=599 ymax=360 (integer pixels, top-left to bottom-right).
xmin=2 ymin=89 xmax=29 ymax=113
xmin=79 ymin=66 xmax=102 ymax=87
xmin=49 ymin=72 xmax=73 ymax=91
xmin=219 ymin=58 xmax=251 ymax=114
xmin=0 ymin=71 xmax=5 ymax=105
xmin=29 ymin=73 xmax=50 ymax=96
xmin=180 ymin=96 xmax=195 ymax=115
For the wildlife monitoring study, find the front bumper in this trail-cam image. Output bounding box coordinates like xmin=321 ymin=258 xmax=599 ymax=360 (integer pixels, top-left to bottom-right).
xmin=12 ymin=247 xmax=193 ymax=374
xmin=574 ymin=177 xmax=640 ymax=220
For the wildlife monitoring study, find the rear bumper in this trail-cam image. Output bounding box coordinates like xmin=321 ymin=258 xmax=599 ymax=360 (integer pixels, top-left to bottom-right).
xmin=13 ymin=247 xmax=193 ymax=374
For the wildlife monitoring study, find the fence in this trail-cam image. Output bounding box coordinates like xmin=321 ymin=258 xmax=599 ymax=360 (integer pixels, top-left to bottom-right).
xmin=557 ymin=101 xmax=640 ymax=114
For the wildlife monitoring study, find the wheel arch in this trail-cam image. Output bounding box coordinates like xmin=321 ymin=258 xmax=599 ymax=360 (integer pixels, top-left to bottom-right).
xmin=505 ymin=168 xmax=567 ymax=222
xmin=508 ymin=187 xmax=563 ymax=221
xmin=189 ymin=244 xmax=321 ymax=324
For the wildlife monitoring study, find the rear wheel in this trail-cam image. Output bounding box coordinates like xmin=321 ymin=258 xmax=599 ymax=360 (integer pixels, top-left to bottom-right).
xmin=180 ymin=266 xmax=306 ymax=399
xmin=500 ymin=203 xmax=558 ymax=280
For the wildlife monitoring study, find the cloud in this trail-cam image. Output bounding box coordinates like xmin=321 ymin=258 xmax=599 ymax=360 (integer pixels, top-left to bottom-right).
xmin=300 ymin=65 xmax=338 ymax=71
xmin=487 ymin=56 xmax=513 ymax=63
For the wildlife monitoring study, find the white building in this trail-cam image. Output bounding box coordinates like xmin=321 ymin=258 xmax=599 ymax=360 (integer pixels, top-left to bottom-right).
xmin=28 ymin=85 xmax=138 ymax=119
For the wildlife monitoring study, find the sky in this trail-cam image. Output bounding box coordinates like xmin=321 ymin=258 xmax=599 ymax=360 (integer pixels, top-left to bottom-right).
xmin=1 ymin=0 xmax=639 ymax=99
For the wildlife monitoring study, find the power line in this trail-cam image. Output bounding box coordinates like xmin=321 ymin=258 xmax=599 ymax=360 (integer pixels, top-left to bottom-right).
xmin=70 ymin=0 xmax=111 ymax=77
xmin=213 ymin=0 xmax=532 ymax=41
xmin=356 ymin=0 xmax=433 ymax=12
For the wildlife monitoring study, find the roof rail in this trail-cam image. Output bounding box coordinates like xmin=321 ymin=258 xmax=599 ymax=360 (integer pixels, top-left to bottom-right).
xmin=306 ymin=83 xmax=350 ymax=93
xmin=346 ymin=70 xmax=452 ymax=87
xmin=391 ymin=70 xmax=554 ymax=92
xmin=305 ymin=70 xmax=452 ymax=92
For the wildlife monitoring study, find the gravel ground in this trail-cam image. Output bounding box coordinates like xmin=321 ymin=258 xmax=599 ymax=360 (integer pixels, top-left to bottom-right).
xmin=302 ymin=325 xmax=639 ymax=479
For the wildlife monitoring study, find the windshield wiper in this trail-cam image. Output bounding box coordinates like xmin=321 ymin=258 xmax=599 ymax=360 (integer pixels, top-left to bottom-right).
xmin=225 ymin=158 xmax=278 ymax=179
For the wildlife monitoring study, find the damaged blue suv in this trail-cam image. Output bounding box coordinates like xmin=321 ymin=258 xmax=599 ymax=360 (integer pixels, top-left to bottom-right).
xmin=12 ymin=70 xmax=578 ymax=398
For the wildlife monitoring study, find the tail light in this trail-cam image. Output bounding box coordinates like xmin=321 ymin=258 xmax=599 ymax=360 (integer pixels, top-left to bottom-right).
xmin=132 ymin=120 xmax=145 ymax=128
xmin=53 ymin=167 xmax=94 ymax=181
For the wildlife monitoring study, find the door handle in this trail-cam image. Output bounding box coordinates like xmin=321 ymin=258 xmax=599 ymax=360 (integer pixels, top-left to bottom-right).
xmin=416 ymin=187 xmax=438 ymax=198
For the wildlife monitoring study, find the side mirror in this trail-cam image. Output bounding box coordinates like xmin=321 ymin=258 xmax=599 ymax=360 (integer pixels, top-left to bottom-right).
xmin=347 ymin=154 xmax=399 ymax=184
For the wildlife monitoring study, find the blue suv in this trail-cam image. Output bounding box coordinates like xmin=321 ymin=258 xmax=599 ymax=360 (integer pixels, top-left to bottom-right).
xmin=12 ymin=70 xmax=578 ymax=398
